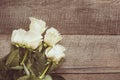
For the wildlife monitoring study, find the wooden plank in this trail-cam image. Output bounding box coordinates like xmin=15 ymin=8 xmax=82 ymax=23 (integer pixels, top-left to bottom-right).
xmin=1 ymin=35 xmax=120 ymax=74
xmin=60 ymin=74 xmax=120 ymax=80
xmin=1 ymin=0 xmax=120 ymax=34
xmin=58 ymin=35 xmax=120 ymax=73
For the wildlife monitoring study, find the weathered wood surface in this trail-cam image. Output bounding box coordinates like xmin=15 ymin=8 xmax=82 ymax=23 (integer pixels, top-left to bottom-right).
xmin=1 ymin=34 xmax=120 ymax=80
xmin=1 ymin=35 xmax=120 ymax=74
xmin=1 ymin=0 xmax=120 ymax=34
xmin=60 ymin=74 xmax=120 ymax=80
xmin=1 ymin=0 xmax=120 ymax=79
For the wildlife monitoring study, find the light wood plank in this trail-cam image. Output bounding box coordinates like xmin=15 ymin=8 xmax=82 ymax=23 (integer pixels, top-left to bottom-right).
xmin=1 ymin=35 xmax=120 ymax=73
xmin=60 ymin=74 xmax=120 ymax=80
xmin=60 ymin=35 xmax=120 ymax=66
xmin=1 ymin=0 xmax=120 ymax=34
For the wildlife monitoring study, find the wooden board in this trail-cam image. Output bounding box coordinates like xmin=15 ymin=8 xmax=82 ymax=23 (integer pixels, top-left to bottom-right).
xmin=1 ymin=34 xmax=120 ymax=79
xmin=1 ymin=35 xmax=120 ymax=74
xmin=1 ymin=0 xmax=120 ymax=79
xmin=60 ymin=74 xmax=120 ymax=80
xmin=1 ymin=0 xmax=120 ymax=34
xmin=58 ymin=35 xmax=120 ymax=74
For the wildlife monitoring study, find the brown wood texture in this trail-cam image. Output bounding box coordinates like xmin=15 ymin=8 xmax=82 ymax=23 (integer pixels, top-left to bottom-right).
xmin=1 ymin=0 xmax=120 ymax=34
xmin=1 ymin=0 xmax=120 ymax=79
xmin=1 ymin=35 xmax=120 ymax=74
xmin=1 ymin=35 xmax=120 ymax=79
xmin=60 ymin=74 xmax=120 ymax=80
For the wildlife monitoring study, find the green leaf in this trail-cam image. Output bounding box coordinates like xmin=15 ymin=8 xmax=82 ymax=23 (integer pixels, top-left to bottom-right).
xmin=17 ymin=75 xmax=40 ymax=80
xmin=28 ymin=75 xmax=40 ymax=80
xmin=42 ymin=75 xmax=52 ymax=80
xmin=10 ymin=51 xmax=20 ymax=67
xmin=10 ymin=66 xmax=23 ymax=70
xmin=17 ymin=76 xmax=29 ymax=80
xmin=30 ymin=52 xmax=47 ymax=76
xmin=5 ymin=49 xmax=19 ymax=66
xmin=50 ymin=74 xmax=65 ymax=80
xmin=49 ymin=59 xmax=65 ymax=72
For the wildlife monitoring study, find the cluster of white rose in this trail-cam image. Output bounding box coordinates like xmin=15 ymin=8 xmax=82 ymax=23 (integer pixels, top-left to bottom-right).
xmin=11 ymin=17 xmax=65 ymax=64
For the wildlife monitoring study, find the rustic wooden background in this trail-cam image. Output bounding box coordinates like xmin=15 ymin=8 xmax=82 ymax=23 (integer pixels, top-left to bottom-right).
xmin=1 ymin=0 xmax=120 ymax=80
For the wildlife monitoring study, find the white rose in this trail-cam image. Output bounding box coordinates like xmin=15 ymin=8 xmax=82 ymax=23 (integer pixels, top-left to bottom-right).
xmin=45 ymin=44 xmax=65 ymax=64
xmin=29 ymin=17 xmax=46 ymax=34
xmin=11 ymin=29 xmax=26 ymax=46
xmin=23 ymin=31 xmax=43 ymax=49
xmin=44 ymin=27 xmax=62 ymax=46
xmin=11 ymin=29 xmax=43 ymax=49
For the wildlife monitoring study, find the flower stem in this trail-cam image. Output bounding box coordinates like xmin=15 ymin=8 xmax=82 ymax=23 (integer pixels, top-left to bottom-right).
xmin=23 ymin=63 xmax=30 ymax=76
xmin=39 ymin=62 xmax=52 ymax=79
xmin=20 ymin=50 xmax=28 ymax=65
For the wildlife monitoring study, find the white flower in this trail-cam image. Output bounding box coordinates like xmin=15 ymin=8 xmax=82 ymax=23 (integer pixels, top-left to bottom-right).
xmin=44 ymin=27 xmax=62 ymax=46
xmin=11 ymin=29 xmax=43 ymax=49
xmin=11 ymin=29 xmax=26 ymax=46
xmin=23 ymin=31 xmax=43 ymax=49
xmin=29 ymin=17 xmax=46 ymax=34
xmin=45 ymin=44 xmax=65 ymax=64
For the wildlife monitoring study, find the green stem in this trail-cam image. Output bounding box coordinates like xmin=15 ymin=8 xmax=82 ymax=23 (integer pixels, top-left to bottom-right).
xmin=20 ymin=50 xmax=28 ymax=65
xmin=23 ymin=63 xmax=30 ymax=76
xmin=39 ymin=62 xmax=52 ymax=79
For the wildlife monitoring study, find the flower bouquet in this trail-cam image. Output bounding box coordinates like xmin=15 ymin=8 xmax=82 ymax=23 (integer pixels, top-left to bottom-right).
xmin=0 ymin=17 xmax=66 ymax=80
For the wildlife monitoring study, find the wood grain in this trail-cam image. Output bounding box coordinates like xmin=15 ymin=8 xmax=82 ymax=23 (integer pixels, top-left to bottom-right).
xmin=1 ymin=0 xmax=120 ymax=34
xmin=60 ymin=73 xmax=120 ymax=80
xmin=1 ymin=35 xmax=120 ymax=74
